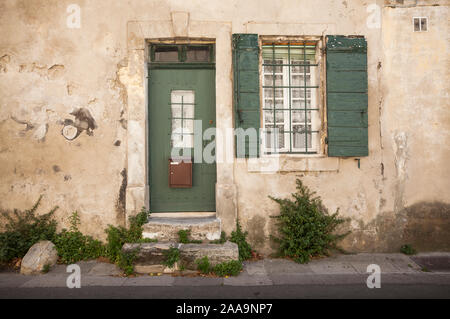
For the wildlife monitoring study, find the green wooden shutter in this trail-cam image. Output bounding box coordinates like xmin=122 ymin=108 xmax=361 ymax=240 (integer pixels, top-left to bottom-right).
xmin=326 ymin=36 xmax=368 ymax=157
xmin=232 ymin=34 xmax=260 ymax=158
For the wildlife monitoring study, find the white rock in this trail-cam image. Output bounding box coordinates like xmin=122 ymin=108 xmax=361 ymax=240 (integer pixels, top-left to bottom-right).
xmin=20 ymin=241 xmax=58 ymax=275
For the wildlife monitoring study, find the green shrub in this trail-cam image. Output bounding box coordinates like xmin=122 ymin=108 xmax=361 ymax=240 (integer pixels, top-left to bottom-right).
xmin=163 ymin=246 xmax=179 ymax=268
xmin=54 ymin=212 xmax=105 ymax=264
xmin=0 ymin=200 xmax=151 ymax=276
xmin=0 ymin=196 xmax=58 ymax=262
xmin=126 ymin=211 xmax=150 ymax=242
xmin=213 ymin=260 xmax=243 ymax=277
xmin=196 ymin=256 xmax=212 ymax=274
xmin=178 ymin=229 xmax=190 ymax=244
xmin=177 ymin=229 xmax=202 ymax=244
xmin=269 ymin=179 xmax=349 ymax=264
xmin=105 ymin=207 xmax=149 ymax=263
xmin=195 ymin=257 xmax=242 ymax=277
xmin=230 ymin=220 xmax=252 ymax=261
xmin=104 ymin=224 xmax=128 ymax=263
xmin=42 ymin=264 xmax=51 ymax=274
xmin=117 ymin=249 xmax=139 ymax=276
xmin=400 ymin=244 xmax=417 ymax=255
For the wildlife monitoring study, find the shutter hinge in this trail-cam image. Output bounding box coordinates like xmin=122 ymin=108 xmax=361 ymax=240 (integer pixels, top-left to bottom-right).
xmin=325 ymin=137 xmax=329 ymax=144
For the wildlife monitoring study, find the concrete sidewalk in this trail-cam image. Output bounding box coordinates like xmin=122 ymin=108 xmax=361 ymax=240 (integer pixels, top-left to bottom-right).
xmin=0 ymin=253 xmax=449 ymax=290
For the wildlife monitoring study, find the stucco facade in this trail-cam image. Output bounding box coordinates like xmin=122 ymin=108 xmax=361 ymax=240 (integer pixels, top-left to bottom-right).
xmin=0 ymin=0 xmax=448 ymax=254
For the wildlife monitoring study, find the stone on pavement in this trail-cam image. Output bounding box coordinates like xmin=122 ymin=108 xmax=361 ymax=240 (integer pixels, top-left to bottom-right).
xmin=20 ymin=240 xmax=58 ymax=275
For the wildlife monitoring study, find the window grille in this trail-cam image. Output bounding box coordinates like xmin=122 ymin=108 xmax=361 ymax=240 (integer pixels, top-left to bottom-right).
xmin=262 ymin=42 xmax=320 ymax=154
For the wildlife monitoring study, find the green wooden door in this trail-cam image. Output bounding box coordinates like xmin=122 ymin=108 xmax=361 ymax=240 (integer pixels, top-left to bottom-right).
xmin=149 ymin=68 xmax=216 ymax=212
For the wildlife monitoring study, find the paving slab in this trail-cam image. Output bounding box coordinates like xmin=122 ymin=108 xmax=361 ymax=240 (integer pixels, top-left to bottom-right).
xmin=81 ymin=276 xmax=127 ymax=287
xmin=309 ymin=261 xmax=358 ymax=274
xmin=263 ymin=259 xmax=312 ymax=274
xmin=382 ymin=255 xmax=422 ymax=272
xmin=270 ymin=274 xmax=329 ymax=286
xmin=333 ymin=253 xmax=412 ymax=264
xmin=379 ymin=273 xmax=450 ymax=285
xmin=350 ymin=261 xmax=403 ymax=274
xmin=46 ymin=261 xmax=98 ymax=275
xmin=243 ymin=260 xmax=267 ymax=275
xmin=315 ymin=274 xmax=368 ymax=285
xmin=411 ymin=254 xmax=450 ymax=272
xmin=123 ymin=275 xmax=175 ymax=286
xmin=0 ymin=273 xmax=33 ymax=288
xmin=174 ymin=276 xmax=223 ymax=286
xmin=321 ymin=254 xmax=422 ymax=274
xmin=88 ymin=263 xmax=122 ymax=276
xmin=20 ymin=275 xmax=68 ymax=288
xmin=224 ymin=274 xmax=273 ymax=286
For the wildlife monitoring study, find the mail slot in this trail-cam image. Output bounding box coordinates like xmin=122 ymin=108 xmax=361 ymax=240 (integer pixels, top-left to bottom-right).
xmin=169 ymin=157 xmax=192 ymax=188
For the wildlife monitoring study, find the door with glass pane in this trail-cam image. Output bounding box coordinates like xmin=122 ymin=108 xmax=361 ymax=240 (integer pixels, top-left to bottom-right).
xmin=148 ymin=68 xmax=216 ymax=212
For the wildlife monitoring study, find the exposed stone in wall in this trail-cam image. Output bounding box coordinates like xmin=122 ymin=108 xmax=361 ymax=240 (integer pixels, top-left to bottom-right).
xmin=18 ymin=62 xmax=65 ymax=79
xmin=0 ymin=54 xmax=10 ymax=73
xmin=11 ymin=115 xmax=48 ymax=142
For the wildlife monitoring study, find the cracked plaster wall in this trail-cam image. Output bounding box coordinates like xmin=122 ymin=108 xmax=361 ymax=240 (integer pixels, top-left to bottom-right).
xmin=0 ymin=0 xmax=448 ymax=251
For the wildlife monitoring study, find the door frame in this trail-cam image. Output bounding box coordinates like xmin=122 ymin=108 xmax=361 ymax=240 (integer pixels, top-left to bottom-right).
xmin=124 ymin=17 xmax=237 ymax=235
xmin=147 ymin=49 xmax=216 ymax=212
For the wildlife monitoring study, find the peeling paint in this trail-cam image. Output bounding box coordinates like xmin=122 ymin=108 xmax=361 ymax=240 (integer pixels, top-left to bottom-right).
xmin=0 ymin=54 xmax=11 ymax=72
xmin=32 ymin=123 xmax=48 ymax=142
xmin=69 ymin=108 xmax=98 ymax=136
xmin=0 ymin=0 xmax=447 ymax=250
xmin=47 ymin=64 xmax=65 ymax=80
xmin=393 ymin=131 xmax=408 ymax=212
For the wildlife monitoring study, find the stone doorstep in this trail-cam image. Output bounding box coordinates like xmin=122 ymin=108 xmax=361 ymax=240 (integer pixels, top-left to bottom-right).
xmin=142 ymin=216 xmax=221 ymax=241
xmin=122 ymin=241 xmax=239 ymax=274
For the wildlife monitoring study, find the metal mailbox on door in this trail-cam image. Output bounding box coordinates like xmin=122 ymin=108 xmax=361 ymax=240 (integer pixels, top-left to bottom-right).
xmin=168 ymin=157 xmax=192 ymax=188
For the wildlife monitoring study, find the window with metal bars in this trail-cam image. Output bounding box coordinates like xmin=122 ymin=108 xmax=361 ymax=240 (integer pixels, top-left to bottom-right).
xmin=262 ymin=42 xmax=320 ymax=154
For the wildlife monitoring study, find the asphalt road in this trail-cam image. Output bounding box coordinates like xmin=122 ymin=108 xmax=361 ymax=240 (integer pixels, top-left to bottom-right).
xmin=1 ymin=284 xmax=449 ymax=299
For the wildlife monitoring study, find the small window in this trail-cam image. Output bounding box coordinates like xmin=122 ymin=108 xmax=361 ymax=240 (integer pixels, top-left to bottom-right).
xmin=261 ymin=42 xmax=320 ymax=154
xmin=414 ymin=17 xmax=427 ymax=32
xmin=150 ymin=44 xmax=214 ymax=63
xmin=185 ymin=45 xmax=212 ymax=62
xmin=154 ymin=46 xmax=179 ymax=62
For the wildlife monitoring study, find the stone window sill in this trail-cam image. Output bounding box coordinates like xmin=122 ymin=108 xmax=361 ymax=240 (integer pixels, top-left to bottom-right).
xmin=243 ymin=156 xmax=339 ymax=173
